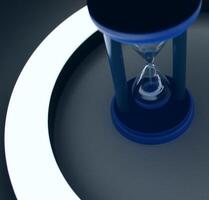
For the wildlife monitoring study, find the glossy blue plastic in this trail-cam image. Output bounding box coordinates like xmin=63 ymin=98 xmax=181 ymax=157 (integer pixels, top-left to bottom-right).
xmin=111 ymin=89 xmax=194 ymax=144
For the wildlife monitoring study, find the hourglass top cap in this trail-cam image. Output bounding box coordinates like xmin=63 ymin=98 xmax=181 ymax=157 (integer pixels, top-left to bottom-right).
xmin=87 ymin=0 xmax=202 ymax=43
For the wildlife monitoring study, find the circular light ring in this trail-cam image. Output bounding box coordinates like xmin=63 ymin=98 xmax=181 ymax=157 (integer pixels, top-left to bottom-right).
xmin=5 ymin=7 xmax=97 ymax=200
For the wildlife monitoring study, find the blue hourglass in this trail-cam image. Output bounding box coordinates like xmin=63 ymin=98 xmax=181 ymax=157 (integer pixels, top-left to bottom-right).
xmin=87 ymin=0 xmax=202 ymax=144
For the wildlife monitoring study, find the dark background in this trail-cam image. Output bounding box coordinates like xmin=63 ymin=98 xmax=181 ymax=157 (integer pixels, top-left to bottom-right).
xmin=0 ymin=0 xmax=208 ymax=199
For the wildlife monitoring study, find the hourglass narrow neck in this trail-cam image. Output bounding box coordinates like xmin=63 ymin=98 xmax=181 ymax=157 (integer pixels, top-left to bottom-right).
xmin=146 ymin=57 xmax=155 ymax=64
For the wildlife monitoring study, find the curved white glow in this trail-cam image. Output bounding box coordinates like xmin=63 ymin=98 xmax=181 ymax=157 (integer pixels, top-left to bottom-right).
xmin=5 ymin=7 xmax=97 ymax=200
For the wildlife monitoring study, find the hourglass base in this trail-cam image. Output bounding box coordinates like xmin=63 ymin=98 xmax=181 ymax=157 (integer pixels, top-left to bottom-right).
xmin=111 ymin=78 xmax=194 ymax=145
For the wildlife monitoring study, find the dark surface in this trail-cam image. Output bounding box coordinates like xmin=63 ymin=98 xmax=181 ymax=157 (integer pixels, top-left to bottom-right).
xmin=0 ymin=0 xmax=85 ymax=199
xmin=87 ymin=0 xmax=201 ymax=33
xmin=51 ymin=15 xmax=209 ymax=200
xmin=203 ymin=0 xmax=209 ymax=11
xmin=0 ymin=0 xmax=209 ymax=200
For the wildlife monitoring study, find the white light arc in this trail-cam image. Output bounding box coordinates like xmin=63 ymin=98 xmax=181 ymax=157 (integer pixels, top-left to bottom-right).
xmin=5 ymin=7 xmax=97 ymax=200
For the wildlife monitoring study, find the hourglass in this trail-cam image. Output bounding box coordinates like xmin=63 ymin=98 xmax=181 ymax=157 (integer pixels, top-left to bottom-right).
xmin=88 ymin=0 xmax=202 ymax=144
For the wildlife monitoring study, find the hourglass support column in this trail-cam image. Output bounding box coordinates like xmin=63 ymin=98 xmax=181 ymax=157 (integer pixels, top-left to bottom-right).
xmin=173 ymin=31 xmax=187 ymax=100
xmin=104 ymin=35 xmax=129 ymax=112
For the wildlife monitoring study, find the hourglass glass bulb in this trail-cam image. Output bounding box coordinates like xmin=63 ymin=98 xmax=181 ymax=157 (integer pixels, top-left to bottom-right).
xmin=133 ymin=63 xmax=164 ymax=101
xmin=132 ymin=42 xmax=170 ymax=108
xmin=134 ymin=41 xmax=165 ymax=64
